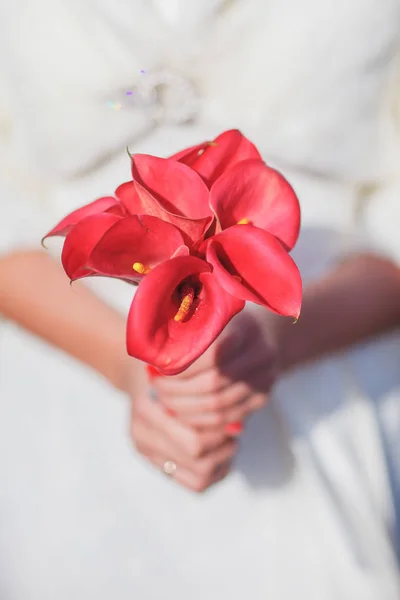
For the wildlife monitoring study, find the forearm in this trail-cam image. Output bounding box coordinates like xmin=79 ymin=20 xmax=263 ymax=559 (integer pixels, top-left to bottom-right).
xmin=275 ymin=253 xmax=400 ymax=371
xmin=0 ymin=249 xmax=131 ymax=390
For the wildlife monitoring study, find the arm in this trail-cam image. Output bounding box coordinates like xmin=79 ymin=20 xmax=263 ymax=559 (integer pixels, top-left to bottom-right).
xmin=0 ymin=249 xmax=131 ymax=390
xmin=0 ymin=248 xmax=237 ymax=492
xmin=153 ymin=253 xmax=400 ymax=429
xmin=130 ymin=253 xmax=400 ymax=491
xmin=276 ymin=253 xmax=400 ymax=371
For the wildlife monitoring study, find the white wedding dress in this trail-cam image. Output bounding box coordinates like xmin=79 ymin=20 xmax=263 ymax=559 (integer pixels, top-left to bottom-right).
xmin=0 ymin=1 xmax=400 ymax=598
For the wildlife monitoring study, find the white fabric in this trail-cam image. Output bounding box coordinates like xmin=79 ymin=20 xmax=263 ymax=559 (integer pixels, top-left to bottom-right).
xmin=0 ymin=1 xmax=400 ymax=598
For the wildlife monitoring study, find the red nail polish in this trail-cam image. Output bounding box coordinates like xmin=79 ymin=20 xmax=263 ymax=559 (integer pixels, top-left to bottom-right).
xmin=224 ymin=422 xmax=243 ymax=435
xmin=146 ymin=364 xmax=161 ymax=379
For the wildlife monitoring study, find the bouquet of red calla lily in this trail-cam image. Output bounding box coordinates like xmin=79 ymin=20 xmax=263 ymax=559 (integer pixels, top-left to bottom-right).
xmin=44 ymin=129 xmax=302 ymax=375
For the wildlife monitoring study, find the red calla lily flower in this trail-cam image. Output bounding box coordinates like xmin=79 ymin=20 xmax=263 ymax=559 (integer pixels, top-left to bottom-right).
xmin=209 ymin=159 xmax=300 ymax=250
xmin=45 ymin=129 xmax=303 ymax=377
xmin=86 ymin=215 xmax=188 ymax=283
xmin=131 ymin=154 xmax=212 ymax=218
xmin=115 ymin=177 xmax=212 ymax=247
xmin=62 ymin=213 xmax=187 ymax=282
xmin=61 ymin=212 xmax=123 ymax=280
xmin=127 ymin=255 xmax=245 ymax=375
xmin=169 ymin=141 xmax=209 ymax=164
xmin=43 ymin=196 xmax=124 ymax=242
xmin=202 ymin=224 xmax=302 ymax=319
xmin=169 ymin=129 xmax=261 ymax=187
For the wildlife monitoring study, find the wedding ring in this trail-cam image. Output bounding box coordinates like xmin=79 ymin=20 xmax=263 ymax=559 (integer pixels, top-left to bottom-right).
xmin=163 ymin=460 xmax=177 ymax=476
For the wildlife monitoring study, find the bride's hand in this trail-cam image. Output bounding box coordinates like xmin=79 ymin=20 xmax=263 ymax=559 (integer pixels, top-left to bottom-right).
xmin=152 ymin=309 xmax=282 ymax=431
xmin=130 ymin=389 xmax=238 ymax=492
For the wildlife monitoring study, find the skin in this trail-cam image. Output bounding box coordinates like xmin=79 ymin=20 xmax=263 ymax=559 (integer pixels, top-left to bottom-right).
xmin=145 ymin=253 xmax=400 ymax=491
xmin=131 ymin=391 xmax=237 ymax=492
xmin=153 ymin=312 xmax=279 ymax=429
xmin=1 ymin=250 xmax=400 ymax=492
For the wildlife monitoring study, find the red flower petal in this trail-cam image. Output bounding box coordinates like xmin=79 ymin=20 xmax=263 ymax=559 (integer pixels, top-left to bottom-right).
xmin=209 ymin=159 xmax=301 ymax=250
xmin=146 ymin=364 xmax=162 ymax=379
xmin=116 ymin=180 xmax=213 ymax=247
xmin=61 ymin=212 xmax=122 ymax=280
xmin=185 ymin=129 xmax=262 ymax=187
xmin=204 ymin=225 xmax=302 ymax=318
xmin=114 ymin=181 xmax=144 ymax=214
xmin=169 ymin=142 xmax=209 ymax=164
xmin=127 ymin=256 xmax=245 ymax=374
xmin=87 ymin=215 xmax=188 ymax=282
xmin=131 ymin=154 xmax=212 ymax=220
xmin=43 ymin=197 xmax=120 ymax=241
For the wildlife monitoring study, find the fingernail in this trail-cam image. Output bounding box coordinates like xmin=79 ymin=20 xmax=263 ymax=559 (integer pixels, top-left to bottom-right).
xmin=146 ymin=364 xmax=162 ymax=379
xmin=224 ymin=422 xmax=243 ymax=435
xmin=166 ymin=408 xmax=177 ymax=417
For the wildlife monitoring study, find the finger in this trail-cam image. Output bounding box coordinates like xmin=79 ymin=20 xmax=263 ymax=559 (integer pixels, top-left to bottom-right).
xmin=132 ymin=412 xmax=237 ymax=472
xmin=148 ymin=452 xmax=234 ymax=493
xmin=192 ymin=439 xmax=238 ymax=478
xmin=177 ymin=392 xmax=267 ymax=427
xmin=157 ymin=363 xmax=276 ymax=416
xmin=158 ymin=380 xmax=253 ymax=414
xmin=133 ymin=392 xmax=229 ymax=457
xmin=143 ymin=451 xmax=206 ymax=492
xmin=153 ymin=340 xmax=274 ymax=399
xmin=154 ymin=366 xmax=233 ymax=397
xmin=131 ymin=417 xmax=196 ymax=471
